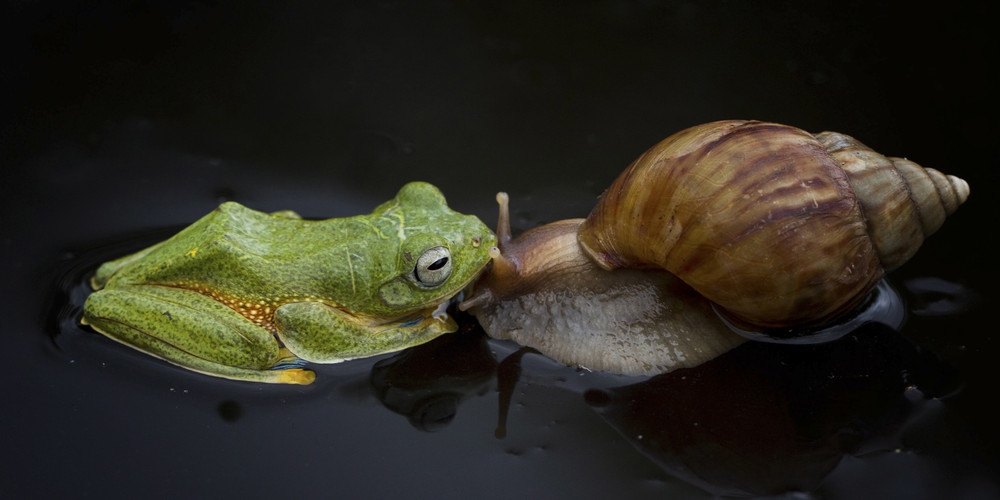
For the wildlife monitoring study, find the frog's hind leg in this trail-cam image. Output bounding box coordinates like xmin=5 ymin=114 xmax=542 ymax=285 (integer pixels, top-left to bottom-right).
xmin=90 ymin=240 xmax=169 ymax=289
xmin=82 ymin=285 xmax=315 ymax=385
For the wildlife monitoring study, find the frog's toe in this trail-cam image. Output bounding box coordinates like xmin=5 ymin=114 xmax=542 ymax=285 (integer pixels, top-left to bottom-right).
xmin=273 ymin=368 xmax=316 ymax=385
xmin=265 ymin=349 xmax=315 ymax=384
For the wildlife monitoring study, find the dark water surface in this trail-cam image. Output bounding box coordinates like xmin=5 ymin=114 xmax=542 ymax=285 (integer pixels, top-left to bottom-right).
xmin=3 ymin=2 xmax=998 ymax=499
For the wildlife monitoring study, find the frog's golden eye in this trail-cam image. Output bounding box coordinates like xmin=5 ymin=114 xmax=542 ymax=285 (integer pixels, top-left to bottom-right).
xmin=414 ymin=246 xmax=452 ymax=288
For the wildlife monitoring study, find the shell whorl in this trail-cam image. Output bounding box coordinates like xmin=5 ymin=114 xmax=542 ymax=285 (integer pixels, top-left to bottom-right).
xmin=578 ymin=120 xmax=969 ymax=329
xmin=816 ymin=131 xmax=970 ymax=270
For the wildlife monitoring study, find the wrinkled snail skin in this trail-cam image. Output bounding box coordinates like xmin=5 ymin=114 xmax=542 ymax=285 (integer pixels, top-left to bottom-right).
xmin=462 ymin=120 xmax=969 ymax=376
xmin=578 ymin=120 xmax=969 ymax=329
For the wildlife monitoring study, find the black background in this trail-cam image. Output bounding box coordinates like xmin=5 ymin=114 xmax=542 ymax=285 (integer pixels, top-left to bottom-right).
xmin=3 ymin=1 xmax=997 ymax=499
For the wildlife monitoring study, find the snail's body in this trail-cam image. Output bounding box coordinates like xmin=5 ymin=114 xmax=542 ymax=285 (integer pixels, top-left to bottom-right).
xmin=466 ymin=203 xmax=746 ymax=376
xmin=462 ymin=120 xmax=969 ymax=376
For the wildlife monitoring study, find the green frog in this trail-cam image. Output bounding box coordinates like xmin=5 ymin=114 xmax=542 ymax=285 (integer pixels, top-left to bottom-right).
xmin=81 ymin=182 xmax=497 ymax=385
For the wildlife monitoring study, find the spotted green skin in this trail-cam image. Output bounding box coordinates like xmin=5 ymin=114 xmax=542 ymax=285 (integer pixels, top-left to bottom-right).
xmin=81 ymin=182 xmax=496 ymax=384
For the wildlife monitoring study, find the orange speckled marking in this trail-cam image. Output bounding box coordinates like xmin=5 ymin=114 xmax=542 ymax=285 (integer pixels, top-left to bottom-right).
xmin=174 ymin=282 xmax=293 ymax=332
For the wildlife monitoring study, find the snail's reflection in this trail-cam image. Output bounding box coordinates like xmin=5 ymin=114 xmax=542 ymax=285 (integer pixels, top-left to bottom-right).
xmin=369 ymin=319 xmax=958 ymax=497
xmin=584 ymin=322 xmax=958 ymax=497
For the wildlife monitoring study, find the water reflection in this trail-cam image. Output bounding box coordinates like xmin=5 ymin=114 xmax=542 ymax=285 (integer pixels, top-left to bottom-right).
xmin=584 ymin=323 xmax=958 ymax=497
xmin=369 ymin=320 xmax=498 ymax=432
xmin=903 ymin=277 xmax=981 ymax=316
xmin=370 ymin=320 xmax=960 ymax=497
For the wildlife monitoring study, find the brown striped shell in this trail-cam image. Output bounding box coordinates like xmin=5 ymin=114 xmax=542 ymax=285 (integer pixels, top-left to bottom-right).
xmin=578 ymin=120 xmax=969 ymax=329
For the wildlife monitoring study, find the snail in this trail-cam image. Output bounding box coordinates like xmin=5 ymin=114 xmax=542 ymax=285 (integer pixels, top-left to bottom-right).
xmin=460 ymin=120 xmax=969 ymax=376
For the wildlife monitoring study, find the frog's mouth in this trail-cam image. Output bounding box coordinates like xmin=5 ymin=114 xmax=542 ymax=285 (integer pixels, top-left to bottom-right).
xmin=371 ymin=258 xmax=490 ymax=330
xmin=396 ymin=297 xmax=456 ymax=328
xmin=379 ymin=284 xmax=478 ymax=331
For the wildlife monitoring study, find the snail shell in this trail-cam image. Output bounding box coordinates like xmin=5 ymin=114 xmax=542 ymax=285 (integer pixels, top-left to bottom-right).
xmin=578 ymin=120 xmax=969 ymax=328
xmin=462 ymin=120 xmax=969 ymax=375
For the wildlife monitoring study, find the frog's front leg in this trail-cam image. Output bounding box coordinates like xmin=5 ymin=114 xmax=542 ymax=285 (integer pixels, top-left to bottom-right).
xmin=82 ymin=285 xmax=315 ymax=384
xmin=274 ymin=301 xmax=457 ymax=363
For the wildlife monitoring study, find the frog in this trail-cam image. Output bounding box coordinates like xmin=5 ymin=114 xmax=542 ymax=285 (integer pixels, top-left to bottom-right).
xmin=81 ymin=182 xmax=497 ymax=385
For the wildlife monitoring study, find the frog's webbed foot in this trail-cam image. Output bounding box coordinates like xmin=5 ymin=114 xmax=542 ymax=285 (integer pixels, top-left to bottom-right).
xmin=82 ymin=285 xmax=316 ymax=384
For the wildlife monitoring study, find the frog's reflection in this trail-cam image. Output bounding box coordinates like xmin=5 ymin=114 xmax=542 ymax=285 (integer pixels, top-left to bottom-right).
xmin=369 ymin=322 xmax=498 ymax=431
xmin=370 ymin=320 xmax=958 ymax=497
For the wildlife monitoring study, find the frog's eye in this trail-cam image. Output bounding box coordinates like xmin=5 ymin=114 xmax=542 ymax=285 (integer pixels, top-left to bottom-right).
xmin=413 ymin=246 xmax=452 ymax=288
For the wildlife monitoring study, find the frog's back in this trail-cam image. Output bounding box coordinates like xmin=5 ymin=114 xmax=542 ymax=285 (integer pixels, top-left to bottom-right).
xmin=103 ymin=203 xmax=356 ymax=295
xmin=89 ymin=205 xmax=253 ymax=288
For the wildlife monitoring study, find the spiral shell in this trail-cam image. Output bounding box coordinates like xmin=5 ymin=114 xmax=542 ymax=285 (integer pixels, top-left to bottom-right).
xmin=578 ymin=120 xmax=969 ymax=329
